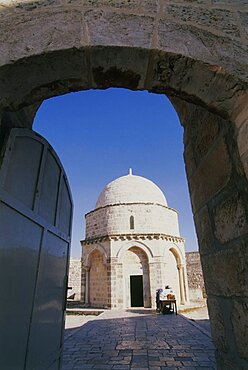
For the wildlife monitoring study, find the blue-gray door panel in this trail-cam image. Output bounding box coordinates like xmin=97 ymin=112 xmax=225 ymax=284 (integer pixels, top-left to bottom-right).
xmin=0 ymin=129 xmax=73 ymax=370
xmin=0 ymin=203 xmax=43 ymax=369
xmin=25 ymin=232 xmax=69 ymax=369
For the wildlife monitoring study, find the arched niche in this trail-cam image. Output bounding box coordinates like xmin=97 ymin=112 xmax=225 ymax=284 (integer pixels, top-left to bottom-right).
xmin=122 ymin=246 xmax=151 ymax=308
xmin=116 ymin=240 xmax=154 ymax=264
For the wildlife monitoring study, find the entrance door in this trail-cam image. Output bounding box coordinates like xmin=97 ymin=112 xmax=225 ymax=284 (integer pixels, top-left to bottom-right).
xmin=130 ymin=275 xmax=144 ymax=307
xmin=0 ymin=129 xmax=73 ymax=370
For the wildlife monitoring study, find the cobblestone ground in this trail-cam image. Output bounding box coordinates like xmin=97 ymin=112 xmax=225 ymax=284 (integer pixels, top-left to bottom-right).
xmin=62 ymin=309 xmax=216 ymax=370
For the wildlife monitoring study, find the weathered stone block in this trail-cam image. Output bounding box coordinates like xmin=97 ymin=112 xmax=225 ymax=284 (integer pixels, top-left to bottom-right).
xmin=188 ymin=137 xmax=231 ymax=212
xmin=201 ymin=248 xmax=247 ymax=297
xmin=231 ymin=92 xmax=248 ymax=129
xmin=66 ymin=0 xmax=159 ymax=13
xmin=231 ymin=299 xmax=248 ymax=360
xmin=191 ymin=118 xmax=220 ymax=164
xmin=239 ymin=11 xmax=248 ymax=38
xmin=168 ymin=0 xmax=209 ymax=3
xmin=66 ymin=0 xmax=138 ymax=9
xmin=139 ymin=0 xmax=159 ymax=13
xmin=2 ymin=0 xmax=62 ymax=11
xmin=182 ymin=104 xmax=221 ymax=148
xmin=157 ymin=20 xmax=213 ymax=60
xmin=184 ymin=143 xmax=196 ymax=179
xmin=84 ymin=10 xmax=154 ymax=48
xmin=90 ymin=46 xmax=150 ymax=90
xmin=237 ymin=121 xmax=248 ymax=157
xmin=157 ymin=15 xmax=248 ymax=84
xmin=0 ymin=9 xmax=85 ymax=64
xmin=149 ymin=49 xmax=246 ymax=122
xmin=213 ymin=192 xmax=248 ymax=244
xmin=194 ymin=206 xmax=215 ymax=256
xmin=164 ymin=5 xmax=240 ymax=37
xmin=207 ymin=296 xmax=228 ymax=353
xmin=241 ymin=151 xmax=248 ymax=180
xmin=213 ymin=0 xmax=248 ymax=4
xmin=0 ymin=48 xmax=90 ymax=109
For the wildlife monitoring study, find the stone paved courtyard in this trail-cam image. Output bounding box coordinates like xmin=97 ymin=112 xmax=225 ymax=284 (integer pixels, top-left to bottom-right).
xmin=62 ymin=309 xmax=216 ymax=369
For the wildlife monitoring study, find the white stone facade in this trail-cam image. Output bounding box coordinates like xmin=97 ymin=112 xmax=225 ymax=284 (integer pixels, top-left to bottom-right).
xmin=85 ymin=203 xmax=180 ymax=238
xmin=81 ymin=172 xmax=189 ymax=309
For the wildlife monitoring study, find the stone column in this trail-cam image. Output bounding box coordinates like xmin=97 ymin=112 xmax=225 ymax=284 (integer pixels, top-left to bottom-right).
xmin=109 ymin=257 xmax=119 ymax=309
xmin=84 ymin=267 xmax=90 ymax=307
xmin=115 ymin=262 xmax=124 ymax=308
xmin=177 ymin=264 xmax=185 ymax=305
xmin=182 ymin=265 xmax=190 ymax=304
xmin=149 ymin=260 xmax=163 ymax=309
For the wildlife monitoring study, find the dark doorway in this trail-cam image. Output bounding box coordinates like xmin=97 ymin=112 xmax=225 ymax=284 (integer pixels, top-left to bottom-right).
xmin=130 ymin=275 xmax=144 ymax=307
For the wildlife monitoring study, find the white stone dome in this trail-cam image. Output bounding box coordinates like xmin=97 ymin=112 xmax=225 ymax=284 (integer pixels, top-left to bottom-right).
xmin=96 ymin=171 xmax=168 ymax=208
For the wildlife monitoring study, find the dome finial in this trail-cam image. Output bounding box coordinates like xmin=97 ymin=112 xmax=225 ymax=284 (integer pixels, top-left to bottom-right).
xmin=129 ymin=168 xmax=133 ymax=176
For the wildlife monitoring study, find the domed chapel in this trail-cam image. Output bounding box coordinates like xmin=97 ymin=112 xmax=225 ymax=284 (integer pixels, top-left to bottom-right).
xmin=81 ymin=170 xmax=189 ymax=309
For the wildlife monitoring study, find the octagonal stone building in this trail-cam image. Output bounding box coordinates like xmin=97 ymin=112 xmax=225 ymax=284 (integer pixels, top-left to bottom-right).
xmin=81 ymin=170 xmax=189 ymax=309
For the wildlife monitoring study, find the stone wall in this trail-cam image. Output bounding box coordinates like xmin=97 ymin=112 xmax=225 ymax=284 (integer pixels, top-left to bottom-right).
xmin=89 ymin=249 xmax=109 ymax=307
xmin=186 ymin=251 xmax=205 ymax=301
xmin=86 ymin=203 xmax=180 ymax=238
xmin=68 ymin=258 xmax=81 ymax=301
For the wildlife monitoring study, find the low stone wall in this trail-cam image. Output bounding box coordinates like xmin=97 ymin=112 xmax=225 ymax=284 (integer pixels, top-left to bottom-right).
xmin=186 ymin=251 xmax=205 ymax=301
xmin=68 ymin=258 xmax=81 ymax=301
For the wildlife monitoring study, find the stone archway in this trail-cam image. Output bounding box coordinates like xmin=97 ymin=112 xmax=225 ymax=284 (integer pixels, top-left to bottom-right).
xmin=88 ymin=249 xmax=108 ymax=308
xmin=1 ymin=2 xmax=248 ymax=368
xmin=122 ymin=246 xmax=151 ymax=308
xmin=169 ymin=246 xmax=189 ymax=305
xmin=81 ymin=244 xmax=109 ymax=307
xmin=116 ymin=240 xmax=154 ymax=262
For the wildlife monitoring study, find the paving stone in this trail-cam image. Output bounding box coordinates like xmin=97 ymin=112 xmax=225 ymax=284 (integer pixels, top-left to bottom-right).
xmin=175 ymin=356 xmax=193 ymax=361
xmin=62 ymin=310 xmax=217 ymax=369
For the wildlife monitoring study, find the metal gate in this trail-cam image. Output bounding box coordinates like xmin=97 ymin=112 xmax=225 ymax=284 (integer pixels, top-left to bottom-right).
xmin=0 ymin=128 xmax=73 ymax=369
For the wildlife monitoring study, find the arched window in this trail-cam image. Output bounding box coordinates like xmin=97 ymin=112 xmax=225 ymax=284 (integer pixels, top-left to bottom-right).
xmin=130 ymin=215 xmax=134 ymax=230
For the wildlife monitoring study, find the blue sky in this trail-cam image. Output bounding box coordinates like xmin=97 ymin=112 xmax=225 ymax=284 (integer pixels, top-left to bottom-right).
xmin=33 ymin=88 xmax=198 ymax=256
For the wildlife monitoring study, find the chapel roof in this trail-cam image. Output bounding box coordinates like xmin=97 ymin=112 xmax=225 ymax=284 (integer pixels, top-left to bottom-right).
xmin=95 ymin=169 xmax=168 ymax=208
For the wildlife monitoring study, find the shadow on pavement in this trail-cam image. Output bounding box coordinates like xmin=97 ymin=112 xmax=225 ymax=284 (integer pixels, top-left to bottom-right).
xmin=187 ymin=318 xmax=212 ymax=337
xmin=62 ymin=311 xmax=216 ymax=369
xmin=125 ymin=308 xmax=156 ymax=315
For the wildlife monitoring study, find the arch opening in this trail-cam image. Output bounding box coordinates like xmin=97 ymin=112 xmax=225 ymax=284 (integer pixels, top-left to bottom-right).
xmin=122 ymin=246 xmax=151 ymax=308
xmin=168 ymin=246 xmax=188 ymax=305
xmin=1 ymin=3 xmax=248 ymax=368
xmin=88 ymin=249 xmax=108 ymax=308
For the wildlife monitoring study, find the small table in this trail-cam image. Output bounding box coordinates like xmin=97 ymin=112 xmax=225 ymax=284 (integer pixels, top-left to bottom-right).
xmin=160 ymin=299 xmax=177 ymax=315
